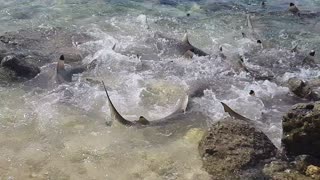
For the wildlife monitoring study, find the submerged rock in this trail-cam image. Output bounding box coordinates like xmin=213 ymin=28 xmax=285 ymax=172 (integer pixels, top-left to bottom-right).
xmin=262 ymin=155 xmax=320 ymax=179
xmin=1 ymin=55 xmax=40 ymax=79
xmin=294 ymin=155 xmax=320 ymax=173
xmin=263 ymin=160 xmax=289 ymax=176
xmin=0 ymin=27 xmax=91 ymax=65
xmin=0 ymin=27 xmax=93 ymax=82
xmin=288 ymin=77 xmax=320 ymax=101
xmin=264 ymin=168 xmax=312 ymax=180
xmin=198 ymin=118 xmax=277 ymax=179
xmin=282 ymin=102 xmax=320 ymax=159
xmin=306 ymin=165 xmax=320 ymax=179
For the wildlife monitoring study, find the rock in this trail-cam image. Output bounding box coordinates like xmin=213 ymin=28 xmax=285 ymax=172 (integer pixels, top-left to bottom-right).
xmin=198 ymin=118 xmax=277 ymax=179
xmin=0 ymin=67 xmax=17 ymax=84
xmin=263 ymin=160 xmax=289 ymax=176
xmin=262 ymin=159 xmax=317 ymax=179
xmin=1 ymin=55 xmax=40 ymax=79
xmin=266 ymin=169 xmax=312 ymax=180
xmin=0 ymin=27 xmax=92 ymax=67
xmin=282 ymin=102 xmax=320 ymax=159
xmin=306 ymin=165 xmax=320 ymax=179
xmin=294 ymin=155 xmax=320 ymax=173
xmin=159 ymin=0 xmax=178 ymax=6
xmin=0 ymin=27 xmax=93 ymax=82
xmin=288 ymin=77 xmax=320 ymax=100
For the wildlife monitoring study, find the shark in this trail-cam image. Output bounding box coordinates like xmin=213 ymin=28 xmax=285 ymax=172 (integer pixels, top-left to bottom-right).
xmin=113 ymin=32 xmax=208 ymax=60
xmin=55 ymin=55 xmax=96 ymax=84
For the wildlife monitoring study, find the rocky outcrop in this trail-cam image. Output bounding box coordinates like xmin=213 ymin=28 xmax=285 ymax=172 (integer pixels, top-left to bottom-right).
xmin=282 ymin=101 xmax=320 ymax=159
xmin=306 ymin=165 xmax=320 ymax=179
xmin=198 ymin=118 xmax=277 ymax=179
xmin=262 ymin=156 xmax=320 ymax=179
xmin=0 ymin=27 xmax=92 ymax=66
xmin=288 ymin=77 xmax=320 ymax=100
xmin=1 ymin=55 xmax=40 ymax=79
xmin=0 ymin=27 xmax=93 ymax=81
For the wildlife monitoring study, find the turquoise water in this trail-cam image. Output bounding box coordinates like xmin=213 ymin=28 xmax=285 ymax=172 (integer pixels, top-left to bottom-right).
xmin=0 ymin=0 xmax=320 ymax=179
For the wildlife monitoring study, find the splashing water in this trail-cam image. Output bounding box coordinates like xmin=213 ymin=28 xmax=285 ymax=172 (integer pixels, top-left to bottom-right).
xmin=1 ymin=0 xmax=320 ymax=179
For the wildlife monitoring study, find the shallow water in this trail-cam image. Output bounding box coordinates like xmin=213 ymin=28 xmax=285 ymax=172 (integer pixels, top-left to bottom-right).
xmin=1 ymin=0 xmax=320 ymax=179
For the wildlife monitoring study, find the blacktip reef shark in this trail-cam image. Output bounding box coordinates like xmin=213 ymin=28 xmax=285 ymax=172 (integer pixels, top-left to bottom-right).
xmin=154 ymin=32 xmax=208 ymax=58
xmin=115 ymin=32 xmax=208 ymax=60
xmin=242 ymin=14 xmax=265 ymax=49
xmin=102 ymin=81 xmax=189 ymax=127
xmin=220 ymin=102 xmax=252 ymax=122
xmin=56 ymin=55 xmax=96 ymax=84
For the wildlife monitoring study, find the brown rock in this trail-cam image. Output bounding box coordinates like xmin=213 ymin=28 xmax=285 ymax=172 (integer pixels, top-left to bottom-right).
xmin=198 ymin=118 xmax=277 ymax=179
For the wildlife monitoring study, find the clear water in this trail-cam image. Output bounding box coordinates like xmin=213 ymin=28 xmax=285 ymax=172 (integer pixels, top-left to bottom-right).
xmin=1 ymin=0 xmax=320 ymax=179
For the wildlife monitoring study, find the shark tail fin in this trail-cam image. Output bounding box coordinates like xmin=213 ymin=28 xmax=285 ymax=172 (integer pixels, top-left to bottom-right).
xmin=112 ymin=43 xmax=116 ymax=51
xmin=183 ymin=50 xmax=194 ymax=59
xmin=101 ymin=81 xmax=134 ymax=126
xmin=181 ymin=94 xmax=189 ymax=113
xmin=173 ymin=94 xmax=189 ymax=114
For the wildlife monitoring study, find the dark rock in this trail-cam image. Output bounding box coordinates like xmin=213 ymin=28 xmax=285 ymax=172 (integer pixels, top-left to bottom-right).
xmin=198 ymin=119 xmax=277 ymax=179
xmin=0 ymin=27 xmax=92 ymax=67
xmin=262 ymin=159 xmax=318 ymax=179
xmin=282 ymin=102 xmax=320 ymax=159
xmin=306 ymin=165 xmax=320 ymax=179
xmin=0 ymin=67 xmax=18 ymax=84
xmin=1 ymin=55 xmax=40 ymax=79
xmin=265 ymin=169 xmax=312 ymax=180
xmin=263 ymin=160 xmax=289 ymax=176
xmin=288 ymin=77 xmax=320 ymax=100
xmin=0 ymin=27 xmax=93 ymax=82
xmin=203 ymin=2 xmax=246 ymax=13
xmin=294 ymin=155 xmax=320 ymax=173
xmin=159 ymin=0 xmax=178 ymax=6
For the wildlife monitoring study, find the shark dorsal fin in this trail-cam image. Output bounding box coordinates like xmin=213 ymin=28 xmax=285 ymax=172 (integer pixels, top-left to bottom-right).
xmin=182 ymin=33 xmax=191 ymax=44
xmin=247 ymin=14 xmax=253 ymax=31
xmin=183 ymin=50 xmax=194 ymax=59
xmin=220 ymin=102 xmax=252 ymax=122
xmin=291 ymin=44 xmax=298 ymax=53
xmin=112 ymin=43 xmax=116 ymax=51
xmin=57 ymin=55 xmax=65 ymax=72
xmin=137 ymin=116 xmax=150 ymax=125
xmin=180 ymin=94 xmax=189 ymax=113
